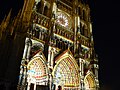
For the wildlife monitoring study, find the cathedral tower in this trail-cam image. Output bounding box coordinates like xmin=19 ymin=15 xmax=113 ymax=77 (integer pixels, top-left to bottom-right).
xmin=0 ymin=0 xmax=99 ymax=90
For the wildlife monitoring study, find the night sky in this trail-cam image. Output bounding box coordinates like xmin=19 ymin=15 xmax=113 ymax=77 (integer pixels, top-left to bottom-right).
xmin=91 ymin=0 xmax=120 ymax=89
xmin=0 ymin=0 xmax=120 ymax=90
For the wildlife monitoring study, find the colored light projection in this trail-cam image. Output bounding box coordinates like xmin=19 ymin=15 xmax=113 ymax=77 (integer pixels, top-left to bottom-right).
xmin=27 ymin=56 xmax=48 ymax=85
xmin=53 ymin=52 xmax=80 ymax=89
xmin=84 ymin=72 xmax=96 ymax=90
xmin=56 ymin=11 xmax=71 ymax=29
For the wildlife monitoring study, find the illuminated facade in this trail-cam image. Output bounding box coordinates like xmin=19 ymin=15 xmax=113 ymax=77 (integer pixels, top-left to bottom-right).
xmin=0 ymin=0 xmax=99 ymax=90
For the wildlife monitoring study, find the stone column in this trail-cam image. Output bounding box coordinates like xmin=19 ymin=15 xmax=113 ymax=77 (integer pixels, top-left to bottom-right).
xmin=27 ymin=81 xmax=31 ymax=90
xmin=18 ymin=65 xmax=23 ymax=87
xmin=34 ymin=82 xmax=36 ymax=90
xmin=94 ymin=59 xmax=99 ymax=90
xmin=18 ymin=42 xmax=28 ymax=88
xmin=48 ymin=47 xmax=51 ymax=67
xmin=49 ymin=74 xmax=53 ymax=90
xmin=22 ymin=38 xmax=32 ymax=60
xmin=42 ymin=2 xmax=46 ymax=14
xmin=51 ymin=48 xmax=55 ymax=68
xmin=26 ymin=40 xmax=32 ymax=61
xmin=52 ymin=2 xmax=57 ymax=20
xmin=55 ymin=85 xmax=58 ymax=90
xmin=18 ymin=38 xmax=32 ymax=90
xmin=48 ymin=47 xmax=55 ymax=68
xmin=22 ymin=66 xmax=27 ymax=90
xmin=77 ymin=16 xmax=81 ymax=34
xmin=23 ymin=42 xmax=29 ymax=59
xmin=74 ymin=16 xmax=77 ymax=55
xmin=79 ymin=58 xmax=85 ymax=90
xmin=48 ymin=47 xmax=56 ymax=90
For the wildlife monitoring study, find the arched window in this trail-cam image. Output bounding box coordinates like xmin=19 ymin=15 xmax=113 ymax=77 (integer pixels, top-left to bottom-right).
xmin=43 ymin=6 xmax=49 ymax=16
xmin=80 ymin=23 xmax=84 ymax=35
xmin=36 ymin=1 xmax=42 ymax=14
xmin=78 ymin=7 xmax=80 ymax=15
xmin=83 ymin=10 xmax=86 ymax=21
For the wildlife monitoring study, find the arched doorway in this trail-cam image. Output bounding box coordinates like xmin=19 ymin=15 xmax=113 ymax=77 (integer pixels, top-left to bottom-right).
xmin=84 ymin=71 xmax=96 ymax=90
xmin=27 ymin=54 xmax=48 ymax=90
xmin=53 ymin=50 xmax=80 ymax=90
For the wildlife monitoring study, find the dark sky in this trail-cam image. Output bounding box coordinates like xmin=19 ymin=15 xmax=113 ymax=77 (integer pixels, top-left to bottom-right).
xmin=83 ymin=0 xmax=120 ymax=89
xmin=91 ymin=0 xmax=120 ymax=89
xmin=0 ymin=0 xmax=120 ymax=90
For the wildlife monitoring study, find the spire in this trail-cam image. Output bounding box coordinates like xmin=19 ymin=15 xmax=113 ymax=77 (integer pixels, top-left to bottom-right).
xmin=1 ymin=9 xmax=12 ymax=30
xmin=5 ymin=9 xmax=12 ymax=23
xmin=13 ymin=9 xmax=22 ymax=26
xmin=0 ymin=15 xmax=6 ymax=26
xmin=9 ymin=9 xmax=22 ymax=35
xmin=0 ymin=9 xmax=12 ymax=39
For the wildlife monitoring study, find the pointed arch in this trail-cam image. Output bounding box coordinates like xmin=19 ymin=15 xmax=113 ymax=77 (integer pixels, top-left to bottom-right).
xmin=27 ymin=52 xmax=48 ymax=85
xmin=53 ymin=50 xmax=80 ymax=88
xmin=84 ymin=71 xmax=96 ymax=90
xmin=36 ymin=0 xmax=44 ymax=14
xmin=43 ymin=6 xmax=49 ymax=16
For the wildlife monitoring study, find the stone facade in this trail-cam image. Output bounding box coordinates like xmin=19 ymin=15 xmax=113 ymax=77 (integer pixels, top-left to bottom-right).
xmin=0 ymin=0 xmax=99 ymax=90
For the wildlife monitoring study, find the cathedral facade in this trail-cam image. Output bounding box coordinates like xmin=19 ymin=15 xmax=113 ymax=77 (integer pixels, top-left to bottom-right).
xmin=0 ymin=0 xmax=99 ymax=90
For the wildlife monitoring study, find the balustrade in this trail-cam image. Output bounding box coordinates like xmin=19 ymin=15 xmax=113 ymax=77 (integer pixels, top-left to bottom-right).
xmin=77 ymin=34 xmax=90 ymax=48
xmin=54 ymin=24 xmax=74 ymax=41
xmin=27 ymin=25 xmax=48 ymax=43
xmin=32 ymin=11 xmax=50 ymax=28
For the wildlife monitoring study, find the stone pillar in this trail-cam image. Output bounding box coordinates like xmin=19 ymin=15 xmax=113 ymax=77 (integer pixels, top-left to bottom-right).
xmin=55 ymin=85 xmax=58 ymax=90
xmin=94 ymin=59 xmax=99 ymax=90
xmin=79 ymin=58 xmax=85 ymax=90
xmin=48 ymin=47 xmax=55 ymax=69
xmin=22 ymin=38 xmax=32 ymax=60
xmin=48 ymin=47 xmax=56 ymax=90
xmin=21 ymin=66 xmax=27 ymax=90
xmin=26 ymin=41 xmax=32 ymax=61
xmin=51 ymin=48 xmax=55 ymax=68
xmin=27 ymin=82 xmax=31 ymax=90
xmin=23 ymin=42 xmax=29 ymax=59
xmin=74 ymin=16 xmax=77 ymax=55
xmin=34 ymin=82 xmax=36 ymax=90
xmin=52 ymin=2 xmax=57 ymax=20
xmin=49 ymin=74 xmax=53 ymax=90
xmin=77 ymin=16 xmax=81 ymax=34
xmin=18 ymin=65 xmax=24 ymax=87
xmin=48 ymin=47 xmax=51 ymax=67
xmin=18 ymin=38 xmax=32 ymax=90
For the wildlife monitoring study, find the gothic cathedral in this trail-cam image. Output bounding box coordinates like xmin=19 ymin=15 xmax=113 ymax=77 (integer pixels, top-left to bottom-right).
xmin=0 ymin=0 xmax=99 ymax=90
